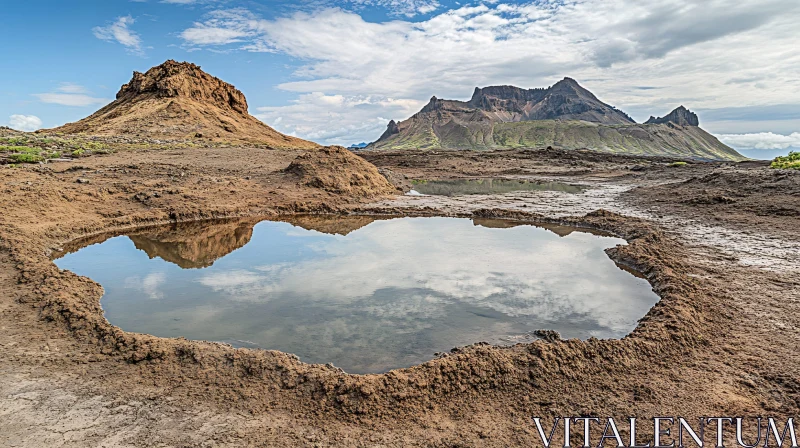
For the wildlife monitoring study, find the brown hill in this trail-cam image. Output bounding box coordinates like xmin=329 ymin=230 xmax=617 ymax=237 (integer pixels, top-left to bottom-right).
xmin=52 ymin=60 xmax=317 ymax=148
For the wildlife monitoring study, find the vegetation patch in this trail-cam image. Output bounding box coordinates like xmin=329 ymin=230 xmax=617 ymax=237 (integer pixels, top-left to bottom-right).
xmin=771 ymin=151 xmax=800 ymax=170
xmin=9 ymin=153 xmax=44 ymax=163
xmin=669 ymin=161 xmax=688 ymax=167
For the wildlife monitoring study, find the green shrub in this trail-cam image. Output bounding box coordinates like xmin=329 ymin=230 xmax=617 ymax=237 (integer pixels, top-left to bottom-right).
xmin=71 ymin=149 xmax=85 ymax=156
xmin=82 ymin=142 xmax=107 ymax=151
xmin=9 ymin=153 xmax=44 ymax=163
xmin=669 ymin=161 xmax=688 ymax=167
xmin=771 ymin=151 xmax=800 ymax=170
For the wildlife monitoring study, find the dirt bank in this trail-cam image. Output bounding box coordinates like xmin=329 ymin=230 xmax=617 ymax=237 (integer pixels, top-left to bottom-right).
xmin=1 ymin=146 xmax=799 ymax=446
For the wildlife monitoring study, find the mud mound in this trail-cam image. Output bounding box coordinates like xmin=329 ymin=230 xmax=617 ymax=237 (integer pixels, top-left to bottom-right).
xmin=285 ymin=146 xmax=396 ymax=197
xmin=687 ymin=166 xmax=799 ymax=193
xmin=630 ymin=164 xmax=800 ymax=235
xmin=52 ymin=60 xmax=318 ymax=148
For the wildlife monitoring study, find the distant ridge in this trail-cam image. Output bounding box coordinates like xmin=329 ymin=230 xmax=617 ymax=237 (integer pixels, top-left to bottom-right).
xmin=368 ymin=79 xmax=745 ymax=161
xmin=645 ymin=106 xmax=699 ymax=126
xmin=51 ymin=60 xmax=317 ymax=148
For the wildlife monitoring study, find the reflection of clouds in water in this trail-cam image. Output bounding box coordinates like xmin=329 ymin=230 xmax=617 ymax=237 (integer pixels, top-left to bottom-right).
xmin=361 ymin=292 xmax=452 ymax=320
xmin=194 ymin=218 xmax=649 ymax=335
xmin=197 ymin=269 xmax=263 ymax=289
xmin=124 ymin=272 xmax=166 ymax=299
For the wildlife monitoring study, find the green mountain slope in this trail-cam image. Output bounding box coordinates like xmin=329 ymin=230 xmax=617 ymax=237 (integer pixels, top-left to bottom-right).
xmin=367 ymin=79 xmax=746 ymax=161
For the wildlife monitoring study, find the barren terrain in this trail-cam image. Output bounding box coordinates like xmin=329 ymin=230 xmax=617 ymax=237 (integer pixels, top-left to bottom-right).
xmin=1 ymin=145 xmax=798 ymax=447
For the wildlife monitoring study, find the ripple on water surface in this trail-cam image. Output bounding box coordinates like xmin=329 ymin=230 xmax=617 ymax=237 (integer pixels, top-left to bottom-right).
xmin=54 ymin=216 xmax=657 ymax=374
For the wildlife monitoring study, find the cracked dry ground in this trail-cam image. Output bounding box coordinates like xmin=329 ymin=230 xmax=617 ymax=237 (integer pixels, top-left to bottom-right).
xmin=1 ymin=146 xmax=799 ymax=447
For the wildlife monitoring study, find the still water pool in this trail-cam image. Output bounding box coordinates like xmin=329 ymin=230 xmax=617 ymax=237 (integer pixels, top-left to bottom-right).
xmin=54 ymin=216 xmax=657 ymax=374
xmin=409 ymin=179 xmax=584 ymax=196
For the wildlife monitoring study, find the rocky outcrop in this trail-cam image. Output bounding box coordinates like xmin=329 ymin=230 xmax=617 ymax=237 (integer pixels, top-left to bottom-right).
xmin=51 ymin=60 xmax=318 ymax=148
xmin=116 ymin=60 xmax=249 ymax=114
xmin=646 ymin=106 xmax=700 ymax=126
xmin=467 ymin=78 xmax=635 ymax=124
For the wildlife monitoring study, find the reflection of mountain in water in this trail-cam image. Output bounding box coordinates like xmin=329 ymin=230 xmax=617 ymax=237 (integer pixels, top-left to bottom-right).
xmin=126 ymin=215 xmax=388 ymax=268
xmin=59 ymin=215 xmax=611 ymax=270
xmin=274 ymin=215 xmax=383 ymax=236
xmin=472 ymin=218 xmax=610 ymax=238
xmin=128 ymin=219 xmax=260 ymax=269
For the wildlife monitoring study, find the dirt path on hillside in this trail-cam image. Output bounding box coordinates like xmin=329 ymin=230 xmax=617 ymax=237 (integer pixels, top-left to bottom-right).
xmin=1 ymin=147 xmax=798 ymax=447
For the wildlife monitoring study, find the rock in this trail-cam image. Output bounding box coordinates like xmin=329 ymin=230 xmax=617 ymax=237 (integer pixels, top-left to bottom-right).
xmin=533 ymin=329 xmax=562 ymax=343
xmin=76 ymin=178 xmax=90 ymax=184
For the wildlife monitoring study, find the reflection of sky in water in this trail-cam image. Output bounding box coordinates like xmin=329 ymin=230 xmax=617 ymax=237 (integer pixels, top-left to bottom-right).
xmin=55 ymin=217 xmax=658 ymax=374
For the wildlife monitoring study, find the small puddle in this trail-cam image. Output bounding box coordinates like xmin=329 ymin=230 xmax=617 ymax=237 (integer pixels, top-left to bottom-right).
xmin=408 ymin=179 xmax=584 ymax=196
xmin=54 ymin=216 xmax=657 ymax=374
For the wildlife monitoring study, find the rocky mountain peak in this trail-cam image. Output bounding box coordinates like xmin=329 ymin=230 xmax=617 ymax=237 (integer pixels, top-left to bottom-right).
xmin=469 ymin=85 xmax=547 ymax=105
xmin=551 ymin=77 xmax=580 ymax=88
xmin=420 ymin=96 xmax=443 ymax=113
xmin=116 ymin=60 xmax=249 ymax=115
xmin=376 ymin=119 xmax=401 ymax=142
xmin=645 ymin=106 xmax=700 ymax=126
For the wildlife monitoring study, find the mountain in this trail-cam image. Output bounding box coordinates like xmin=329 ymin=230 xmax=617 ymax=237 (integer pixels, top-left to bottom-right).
xmin=348 ymin=142 xmax=369 ymax=149
xmin=368 ymin=78 xmax=745 ymax=161
xmin=52 ymin=60 xmax=317 ymax=148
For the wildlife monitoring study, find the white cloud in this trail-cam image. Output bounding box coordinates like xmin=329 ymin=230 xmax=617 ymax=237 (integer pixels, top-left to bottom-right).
xmin=93 ymin=16 xmax=144 ymax=56
xmin=179 ymin=9 xmax=261 ymax=46
xmin=8 ymin=115 xmax=43 ymax=132
xmin=343 ymin=0 xmax=440 ymax=17
xmin=717 ymin=132 xmax=800 ymax=150
xmin=124 ymin=272 xmax=167 ymax=299
xmin=180 ymin=1 xmax=800 ymax=144
xmin=34 ymin=93 xmax=109 ymax=107
xmin=57 ymin=83 xmax=89 ymax=94
xmin=254 ymin=93 xmax=424 ymax=145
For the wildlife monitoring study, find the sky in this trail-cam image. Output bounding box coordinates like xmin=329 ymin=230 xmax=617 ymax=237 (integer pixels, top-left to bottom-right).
xmin=3 ymin=0 xmax=799 ymax=159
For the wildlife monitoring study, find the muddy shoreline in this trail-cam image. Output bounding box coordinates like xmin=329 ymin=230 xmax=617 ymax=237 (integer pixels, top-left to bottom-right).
xmin=2 ymin=146 xmax=798 ymax=446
